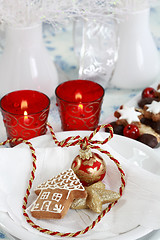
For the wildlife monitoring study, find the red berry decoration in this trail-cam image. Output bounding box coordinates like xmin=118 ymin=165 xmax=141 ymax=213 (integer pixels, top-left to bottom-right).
xmin=123 ymin=124 xmax=140 ymax=140
xmin=142 ymin=87 xmax=156 ymax=98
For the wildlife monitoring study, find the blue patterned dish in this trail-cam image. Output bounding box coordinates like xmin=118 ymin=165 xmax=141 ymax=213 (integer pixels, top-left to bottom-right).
xmin=0 ymin=227 xmax=15 ymax=240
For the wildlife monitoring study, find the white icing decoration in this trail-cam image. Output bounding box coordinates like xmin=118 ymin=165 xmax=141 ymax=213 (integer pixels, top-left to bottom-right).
xmin=52 ymin=204 xmax=64 ymax=213
xmin=52 ymin=193 xmax=62 ymax=202
xmin=118 ymin=106 xmax=141 ymax=124
xmin=32 ymin=203 xmax=39 ymax=210
xmin=31 ymin=169 xmax=86 ymax=215
xmin=32 ymin=202 xmax=64 ymax=214
xmin=35 ymin=168 xmax=85 ymax=193
xmin=40 ymin=192 xmax=50 ymax=200
xmin=41 ymin=201 xmax=51 ymax=211
xmin=146 ymin=101 xmax=160 ymax=114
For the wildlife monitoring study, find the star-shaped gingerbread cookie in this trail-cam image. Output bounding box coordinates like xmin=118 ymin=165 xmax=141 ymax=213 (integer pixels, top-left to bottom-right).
xmin=114 ymin=105 xmax=142 ymax=125
xmin=71 ymin=181 xmax=120 ymax=213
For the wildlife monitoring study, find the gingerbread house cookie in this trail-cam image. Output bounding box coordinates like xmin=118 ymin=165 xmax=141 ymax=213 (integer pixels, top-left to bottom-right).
xmin=31 ymin=169 xmax=87 ymax=219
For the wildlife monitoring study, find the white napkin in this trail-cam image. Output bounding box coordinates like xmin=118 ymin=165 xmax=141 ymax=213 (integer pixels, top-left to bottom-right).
xmin=0 ymin=133 xmax=160 ymax=239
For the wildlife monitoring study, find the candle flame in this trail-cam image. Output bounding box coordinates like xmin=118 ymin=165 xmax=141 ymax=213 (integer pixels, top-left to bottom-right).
xmin=21 ymin=100 xmax=28 ymax=110
xmin=21 ymin=100 xmax=29 ymax=122
xmin=75 ymin=92 xmax=84 ymax=115
xmin=75 ymin=92 xmax=82 ymax=101
xmin=24 ymin=110 xmax=28 ymax=121
xmin=78 ymin=103 xmax=83 ymax=111
xmin=24 ymin=111 xmax=28 ymax=116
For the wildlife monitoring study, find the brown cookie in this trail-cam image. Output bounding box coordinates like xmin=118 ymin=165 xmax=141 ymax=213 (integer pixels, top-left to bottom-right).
xmin=155 ymin=84 xmax=160 ymax=99
xmin=143 ymin=101 xmax=160 ymax=122
xmin=114 ymin=105 xmax=142 ymax=126
xmin=31 ymin=169 xmax=87 ymax=219
xmin=138 ymin=97 xmax=159 ymax=108
xmin=138 ymin=123 xmax=160 ymax=143
xmin=138 ymin=134 xmax=158 ymax=148
xmin=110 ymin=85 xmax=160 ymax=148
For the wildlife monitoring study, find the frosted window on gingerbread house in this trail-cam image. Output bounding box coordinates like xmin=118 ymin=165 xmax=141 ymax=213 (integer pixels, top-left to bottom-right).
xmin=40 ymin=192 xmax=50 ymax=200
xmin=52 ymin=193 xmax=62 ymax=202
xmin=41 ymin=201 xmax=51 ymax=211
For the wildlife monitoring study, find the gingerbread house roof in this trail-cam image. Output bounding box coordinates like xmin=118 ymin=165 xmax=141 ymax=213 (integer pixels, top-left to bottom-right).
xmin=35 ymin=169 xmax=84 ymax=193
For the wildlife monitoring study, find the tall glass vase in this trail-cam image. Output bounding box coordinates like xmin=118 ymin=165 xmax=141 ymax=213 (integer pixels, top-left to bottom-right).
xmin=111 ymin=8 xmax=160 ymax=89
xmin=77 ymin=18 xmax=118 ymax=88
xmin=0 ymin=23 xmax=58 ymax=98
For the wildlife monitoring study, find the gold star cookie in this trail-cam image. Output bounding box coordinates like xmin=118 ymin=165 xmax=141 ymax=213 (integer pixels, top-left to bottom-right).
xmin=71 ymin=181 xmax=120 ymax=213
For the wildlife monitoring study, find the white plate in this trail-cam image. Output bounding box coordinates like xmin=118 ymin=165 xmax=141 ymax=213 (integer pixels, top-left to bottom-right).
xmin=28 ymin=131 xmax=160 ymax=176
xmin=0 ymin=131 xmax=160 ymax=240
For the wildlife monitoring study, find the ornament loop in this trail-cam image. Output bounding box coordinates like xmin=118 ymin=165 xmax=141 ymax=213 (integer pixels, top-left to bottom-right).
xmin=80 ymin=136 xmax=89 ymax=150
xmin=79 ymin=148 xmax=92 ymax=160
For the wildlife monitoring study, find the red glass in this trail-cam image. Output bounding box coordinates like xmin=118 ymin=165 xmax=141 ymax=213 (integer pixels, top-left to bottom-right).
xmin=55 ymin=80 xmax=104 ymax=131
xmin=0 ymin=90 xmax=50 ymax=146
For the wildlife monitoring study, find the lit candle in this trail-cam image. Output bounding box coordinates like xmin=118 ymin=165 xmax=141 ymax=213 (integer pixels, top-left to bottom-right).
xmin=21 ymin=100 xmax=29 ymax=124
xmin=75 ymin=91 xmax=84 ymax=116
xmin=56 ymin=80 xmax=104 ymax=131
xmin=24 ymin=110 xmax=29 ymax=124
xmin=78 ymin=103 xmax=84 ymax=116
xmin=0 ymin=90 xmax=50 ymax=147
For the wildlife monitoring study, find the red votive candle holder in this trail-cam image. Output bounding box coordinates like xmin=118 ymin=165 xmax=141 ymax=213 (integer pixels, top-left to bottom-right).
xmin=0 ymin=90 xmax=50 ymax=146
xmin=55 ymin=80 xmax=104 ymax=131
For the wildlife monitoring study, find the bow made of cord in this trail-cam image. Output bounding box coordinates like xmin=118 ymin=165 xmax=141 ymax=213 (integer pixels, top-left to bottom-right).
xmin=47 ymin=123 xmax=113 ymax=150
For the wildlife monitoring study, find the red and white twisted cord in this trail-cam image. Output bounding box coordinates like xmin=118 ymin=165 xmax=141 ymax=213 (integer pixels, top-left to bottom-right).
xmin=0 ymin=123 xmax=125 ymax=237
